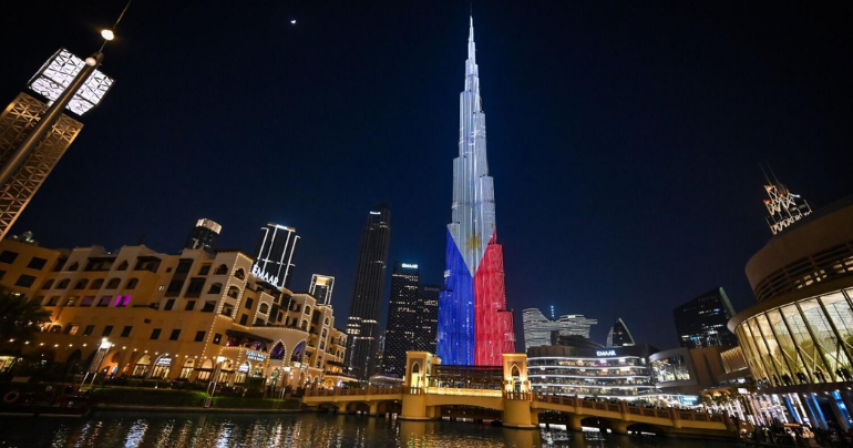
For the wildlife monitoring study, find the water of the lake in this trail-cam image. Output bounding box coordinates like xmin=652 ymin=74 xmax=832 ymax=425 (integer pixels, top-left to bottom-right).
xmin=0 ymin=412 xmax=743 ymax=448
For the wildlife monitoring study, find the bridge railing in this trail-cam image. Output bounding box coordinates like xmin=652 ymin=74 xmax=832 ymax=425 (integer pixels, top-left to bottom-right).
xmin=304 ymin=386 xmax=402 ymax=398
xmin=425 ymin=387 xmax=502 ymax=398
xmin=533 ymin=394 xmax=728 ymax=423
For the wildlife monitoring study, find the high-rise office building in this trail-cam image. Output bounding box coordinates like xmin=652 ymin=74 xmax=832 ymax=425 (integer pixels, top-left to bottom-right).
xmin=437 ymin=17 xmax=514 ymax=366
xmin=382 ymin=262 xmax=420 ymax=377
xmin=183 ymin=218 xmax=221 ymax=252
xmin=309 ymin=274 xmax=335 ymax=306
xmin=606 ymin=318 xmax=636 ymax=347
xmin=761 ymin=163 xmax=812 ymax=235
xmin=418 ymin=284 xmax=440 ymax=354
xmin=251 ymin=223 xmax=299 ymax=289
xmin=522 ymin=308 xmax=597 ymax=351
xmin=0 ymin=49 xmax=114 ymax=241
xmin=345 ymin=205 xmax=391 ymax=380
xmin=674 ymin=287 xmax=737 ymax=349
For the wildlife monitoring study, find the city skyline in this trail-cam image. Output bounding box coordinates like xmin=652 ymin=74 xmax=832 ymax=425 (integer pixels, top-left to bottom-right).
xmin=1 ymin=1 xmax=853 ymax=349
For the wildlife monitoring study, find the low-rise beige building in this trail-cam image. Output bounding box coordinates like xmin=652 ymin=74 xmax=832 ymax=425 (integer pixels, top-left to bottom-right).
xmin=0 ymin=236 xmax=351 ymax=389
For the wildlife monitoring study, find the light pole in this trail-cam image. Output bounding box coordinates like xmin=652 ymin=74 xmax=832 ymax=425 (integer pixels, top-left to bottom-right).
xmin=204 ymin=356 xmax=226 ymax=408
xmin=80 ymin=338 xmax=111 ymax=390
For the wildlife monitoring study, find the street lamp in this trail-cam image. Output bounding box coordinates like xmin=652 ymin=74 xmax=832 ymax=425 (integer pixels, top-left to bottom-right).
xmin=205 ymin=356 xmax=226 ymax=408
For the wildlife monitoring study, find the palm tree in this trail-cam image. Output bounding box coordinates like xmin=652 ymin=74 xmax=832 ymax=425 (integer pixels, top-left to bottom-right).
xmin=0 ymin=288 xmax=51 ymax=345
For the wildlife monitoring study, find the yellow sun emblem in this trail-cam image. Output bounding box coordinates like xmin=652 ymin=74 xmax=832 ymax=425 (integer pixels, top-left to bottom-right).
xmin=465 ymin=233 xmax=482 ymax=253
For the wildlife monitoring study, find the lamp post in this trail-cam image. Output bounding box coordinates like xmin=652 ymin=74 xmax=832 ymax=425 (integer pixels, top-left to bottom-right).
xmin=204 ymin=356 xmax=226 ymax=408
xmin=79 ymin=338 xmax=111 ymax=390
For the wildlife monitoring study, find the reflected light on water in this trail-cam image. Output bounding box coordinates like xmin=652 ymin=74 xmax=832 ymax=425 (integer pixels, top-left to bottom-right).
xmin=0 ymin=413 xmax=738 ymax=448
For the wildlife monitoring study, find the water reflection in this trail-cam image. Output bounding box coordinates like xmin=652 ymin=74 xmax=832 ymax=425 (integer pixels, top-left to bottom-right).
xmin=0 ymin=413 xmax=734 ymax=448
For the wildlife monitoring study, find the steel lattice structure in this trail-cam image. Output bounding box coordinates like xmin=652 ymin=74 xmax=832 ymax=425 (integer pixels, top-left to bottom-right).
xmin=0 ymin=92 xmax=83 ymax=240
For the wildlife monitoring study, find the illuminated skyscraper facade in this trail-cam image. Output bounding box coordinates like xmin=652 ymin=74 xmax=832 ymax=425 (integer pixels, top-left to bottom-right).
xmin=606 ymin=318 xmax=636 ymax=347
xmin=418 ymin=285 xmax=440 ymax=354
xmin=183 ymin=218 xmax=221 ymax=252
xmin=674 ymin=287 xmax=737 ymax=349
xmin=309 ymin=274 xmax=335 ymax=306
xmin=251 ymin=223 xmax=299 ymax=289
xmin=345 ymin=205 xmax=390 ymax=380
xmin=436 ymin=18 xmax=514 ymax=366
xmin=382 ymin=262 xmax=420 ymax=377
xmin=522 ymin=308 xmax=597 ymax=351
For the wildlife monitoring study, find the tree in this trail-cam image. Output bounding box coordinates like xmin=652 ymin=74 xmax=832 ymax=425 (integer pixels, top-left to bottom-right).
xmin=0 ymin=288 xmax=51 ymax=345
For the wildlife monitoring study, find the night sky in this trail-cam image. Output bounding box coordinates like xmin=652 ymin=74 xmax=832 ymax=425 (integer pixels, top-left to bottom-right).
xmin=2 ymin=1 xmax=852 ymax=350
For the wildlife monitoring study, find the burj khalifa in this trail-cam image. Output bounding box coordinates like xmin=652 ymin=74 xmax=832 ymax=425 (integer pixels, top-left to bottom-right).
xmin=436 ymin=17 xmax=515 ymax=366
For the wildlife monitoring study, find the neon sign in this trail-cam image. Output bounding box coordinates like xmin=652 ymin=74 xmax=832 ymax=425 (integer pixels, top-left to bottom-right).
xmin=596 ymin=350 xmax=616 ymax=357
xmin=401 ymin=263 xmax=418 ymax=269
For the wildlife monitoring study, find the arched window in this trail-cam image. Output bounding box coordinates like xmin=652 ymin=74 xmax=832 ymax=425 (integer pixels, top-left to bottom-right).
xmin=270 ymin=342 xmax=285 ymax=360
xmin=234 ymin=268 xmax=246 ymax=280
xmin=56 ymin=279 xmax=70 ymax=289
xmin=214 ymin=264 xmax=229 ymax=275
xmin=41 ymin=279 xmax=54 ymax=289
xmin=132 ymin=354 xmax=152 ymax=377
xmin=411 ymin=362 xmax=421 ymax=388
xmin=259 ymin=303 xmax=269 ymax=314
xmin=90 ymin=278 xmax=104 ymax=289
xmin=324 ymin=317 xmax=330 ymax=326
xmin=227 ymin=286 xmax=240 ymax=299
xmin=74 ymin=279 xmax=88 ymax=290
xmin=291 ymin=341 xmax=307 ymax=363
xmin=125 ymin=278 xmax=139 ymax=290
xmin=116 ymin=260 xmax=129 ymax=271
xmin=304 ymin=306 xmax=312 ymax=317
xmin=106 ymin=278 xmax=121 ymax=289
xmin=208 ymin=283 xmax=223 ymax=294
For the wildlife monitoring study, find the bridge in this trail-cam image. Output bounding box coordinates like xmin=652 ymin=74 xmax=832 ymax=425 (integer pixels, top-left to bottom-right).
xmin=303 ymin=352 xmax=737 ymax=438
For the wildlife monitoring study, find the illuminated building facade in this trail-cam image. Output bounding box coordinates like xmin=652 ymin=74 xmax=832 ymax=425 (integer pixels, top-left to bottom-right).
xmin=674 ymin=287 xmax=737 ymax=349
xmin=382 ymin=262 xmax=420 ymax=377
xmin=522 ymin=308 xmax=597 ymax=351
xmin=729 ymin=197 xmax=853 ymax=430
xmin=345 ymin=205 xmax=390 ymax=380
xmin=309 ymin=274 xmax=335 ymax=306
xmin=607 ymin=318 xmax=636 ymax=347
xmin=183 ymin=218 xmax=221 ymax=253
xmin=0 ymin=235 xmax=351 ymax=388
xmin=252 ymin=223 xmax=299 ymax=289
xmin=527 ymin=341 xmax=656 ymax=400
xmin=437 ymin=17 xmax=514 ymax=366
xmin=0 ymin=48 xmax=114 ymax=241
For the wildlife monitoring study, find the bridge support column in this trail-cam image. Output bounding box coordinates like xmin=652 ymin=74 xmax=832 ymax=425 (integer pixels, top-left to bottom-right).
xmin=611 ymin=421 xmax=630 ymax=435
xmin=368 ymin=402 xmax=379 ymax=417
xmin=568 ymin=415 xmax=583 ymax=432
xmin=400 ymin=392 xmax=434 ymax=420
xmin=503 ymin=399 xmax=537 ymax=429
xmin=337 ymin=402 xmax=349 ymax=414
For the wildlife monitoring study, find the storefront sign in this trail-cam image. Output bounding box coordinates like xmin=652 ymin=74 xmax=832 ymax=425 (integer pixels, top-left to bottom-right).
xmin=247 ymin=350 xmax=266 ymax=362
xmin=596 ymin=350 xmax=616 ymax=357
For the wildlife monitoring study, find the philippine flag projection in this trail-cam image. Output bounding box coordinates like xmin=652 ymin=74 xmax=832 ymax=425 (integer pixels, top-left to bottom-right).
xmin=436 ymin=17 xmax=515 ymax=366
